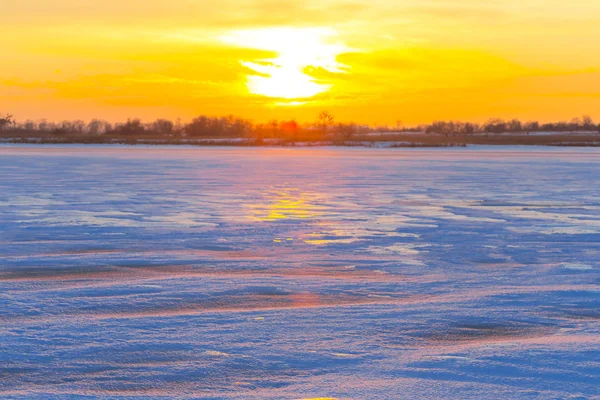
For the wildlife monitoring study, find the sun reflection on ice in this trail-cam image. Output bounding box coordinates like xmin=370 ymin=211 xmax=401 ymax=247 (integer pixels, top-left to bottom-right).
xmin=248 ymin=188 xmax=325 ymax=222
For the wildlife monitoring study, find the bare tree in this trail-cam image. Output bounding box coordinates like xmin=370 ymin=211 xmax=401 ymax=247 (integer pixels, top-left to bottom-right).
xmin=265 ymin=120 xmax=278 ymax=138
xmin=174 ymin=118 xmax=183 ymax=136
xmin=337 ymin=123 xmax=357 ymax=139
xmin=152 ymin=119 xmax=174 ymax=136
xmin=88 ymin=119 xmax=106 ymax=135
xmin=116 ymin=119 xmax=145 ymax=136
xmin=318 ymin=111 xmax=334 ymax=132
xmin=0 ymin=114 xmax=14 ymax=132
xmin=22 ymin=120 xmax=36 ymax=131
xmin=582 ymin=115 xmax=594 ymax=130
xmin=72 ymin=120 xmax=86 ymax=134
xmin=37 ymin=119 xmax=50 ymax=132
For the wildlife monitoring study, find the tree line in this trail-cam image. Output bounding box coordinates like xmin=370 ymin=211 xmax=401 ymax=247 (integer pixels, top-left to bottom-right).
xmin=424 ymin=116 xmax=599 ymax=135
xmin=1 ymin=112 xmax=599 ymax=140
xmin=0 ymin=112 xmax=368 ymax=140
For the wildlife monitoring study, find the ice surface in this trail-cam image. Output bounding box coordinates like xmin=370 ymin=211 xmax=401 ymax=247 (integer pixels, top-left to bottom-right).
xmin=1 ymin=145 xmax=599 ymax=399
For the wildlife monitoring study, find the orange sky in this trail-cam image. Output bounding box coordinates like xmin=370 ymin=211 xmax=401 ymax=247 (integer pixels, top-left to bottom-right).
xmin=2 ymin=0 xmax=600 ymax=125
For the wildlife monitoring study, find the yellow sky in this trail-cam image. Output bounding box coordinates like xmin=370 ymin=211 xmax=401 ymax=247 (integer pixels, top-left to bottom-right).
xmin=2 ymin=0 xmax=600 ymax=124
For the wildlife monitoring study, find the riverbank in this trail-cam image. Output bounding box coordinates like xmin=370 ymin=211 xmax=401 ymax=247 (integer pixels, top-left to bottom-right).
xmin=2 ymin=132 xmax=600 ymax=147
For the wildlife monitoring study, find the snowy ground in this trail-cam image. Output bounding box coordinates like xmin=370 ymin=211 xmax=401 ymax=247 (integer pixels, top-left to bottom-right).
xmin=1 ymin=145 xmax=599 ymax=399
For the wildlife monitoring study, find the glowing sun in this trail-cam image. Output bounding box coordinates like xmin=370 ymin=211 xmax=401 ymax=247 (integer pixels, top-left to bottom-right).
xmin=222 ymin=27 xmax=348 ymax=100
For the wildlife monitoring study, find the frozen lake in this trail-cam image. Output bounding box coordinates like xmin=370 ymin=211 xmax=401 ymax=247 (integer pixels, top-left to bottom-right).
xmin=1 ymin=145 xmax=599 ymax=399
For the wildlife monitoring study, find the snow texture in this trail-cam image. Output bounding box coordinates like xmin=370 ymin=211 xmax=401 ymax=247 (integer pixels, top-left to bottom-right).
xmin=1 ymin=145 xmax=599 ymax=399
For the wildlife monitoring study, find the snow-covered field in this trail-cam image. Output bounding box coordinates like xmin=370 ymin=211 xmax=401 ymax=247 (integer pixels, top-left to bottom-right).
xmin=1 ymin=145 xmax=599 ymax=399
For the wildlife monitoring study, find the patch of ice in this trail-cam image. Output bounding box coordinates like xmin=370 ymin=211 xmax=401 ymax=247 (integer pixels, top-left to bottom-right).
xmin=561 ymin=263 xmax=594 ymax=271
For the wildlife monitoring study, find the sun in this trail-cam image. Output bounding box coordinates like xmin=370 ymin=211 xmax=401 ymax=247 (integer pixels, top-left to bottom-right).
xmin=222 ymin=27 xmax=348 ymax=100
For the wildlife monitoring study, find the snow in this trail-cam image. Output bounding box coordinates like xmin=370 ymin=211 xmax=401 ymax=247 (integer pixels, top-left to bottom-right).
xmin=1 ymin=145 xmax=599 ymax=399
